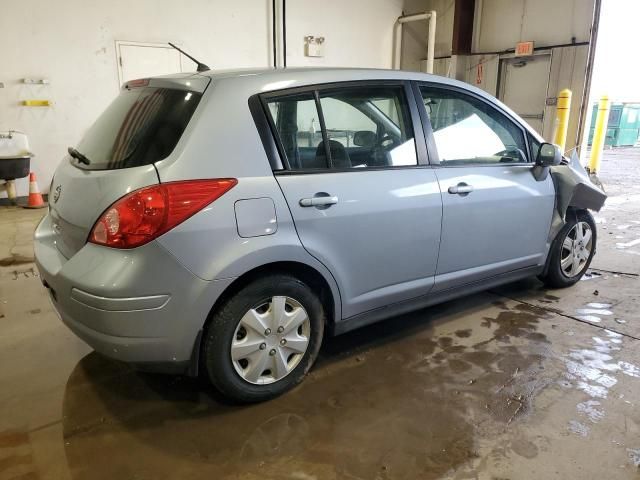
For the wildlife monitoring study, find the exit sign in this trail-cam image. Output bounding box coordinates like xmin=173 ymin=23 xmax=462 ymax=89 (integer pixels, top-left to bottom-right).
xmin=515 ymin=41 xmax=534 ymax=56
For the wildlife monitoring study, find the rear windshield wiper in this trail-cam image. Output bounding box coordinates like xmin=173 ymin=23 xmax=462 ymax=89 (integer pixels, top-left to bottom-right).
xmin=68 ymin=147 xmax=91 ymax=165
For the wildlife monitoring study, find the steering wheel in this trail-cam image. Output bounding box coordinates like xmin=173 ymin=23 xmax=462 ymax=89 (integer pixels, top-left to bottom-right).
xmin=374 ymin=134 xmax=397 ymax=149
xmin=368 ymin=134 xmax=397 ymax=166
xmin=494 ymin=148 xmax=525 ymax=163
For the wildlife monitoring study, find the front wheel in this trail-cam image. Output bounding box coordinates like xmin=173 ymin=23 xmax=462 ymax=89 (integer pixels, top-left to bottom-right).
xmin=539 ymin=210 xmax=596 ymax=288
xmin=202 ymin=274 xmax=325 ymax=403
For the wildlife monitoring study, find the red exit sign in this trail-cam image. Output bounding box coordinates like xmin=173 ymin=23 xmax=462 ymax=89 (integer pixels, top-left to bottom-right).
xmin=515 ymin=41 xmax=534 ymax=56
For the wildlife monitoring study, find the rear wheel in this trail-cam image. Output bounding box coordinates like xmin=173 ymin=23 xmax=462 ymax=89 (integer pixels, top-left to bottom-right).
xmin=540 ymin=210 xmax=596 ymax=288
xmin=202 ymin=274 xmax=325 ymax=403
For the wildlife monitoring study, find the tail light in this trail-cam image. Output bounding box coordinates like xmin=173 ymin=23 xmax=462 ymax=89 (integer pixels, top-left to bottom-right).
xmin=89 ymin=179 xmax=237 ymax=249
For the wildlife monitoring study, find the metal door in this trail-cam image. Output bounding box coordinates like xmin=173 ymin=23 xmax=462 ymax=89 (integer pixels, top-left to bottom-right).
xmin=499 ymin=54 xmax=551 ymax=134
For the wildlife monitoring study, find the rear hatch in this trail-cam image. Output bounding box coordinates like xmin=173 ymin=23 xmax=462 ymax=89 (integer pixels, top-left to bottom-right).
xmin=49 ymin=74 xmax=210 ymax=259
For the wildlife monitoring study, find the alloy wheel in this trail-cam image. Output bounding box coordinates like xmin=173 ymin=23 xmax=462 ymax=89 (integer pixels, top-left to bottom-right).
xmin=560 ymin=221 xmax=593 ymax=278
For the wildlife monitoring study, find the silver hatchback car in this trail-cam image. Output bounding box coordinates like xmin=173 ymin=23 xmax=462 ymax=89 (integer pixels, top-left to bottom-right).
xmin=35 ymin=68 xmax=606 ymax=402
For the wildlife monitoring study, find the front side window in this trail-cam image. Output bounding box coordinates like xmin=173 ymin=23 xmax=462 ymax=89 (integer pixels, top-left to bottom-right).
xmin=266 ymin=85 xmax=418 ymax=170
xmin=528 ymin=133 xmax=542 ymax=162
xmin=420 ymin=87 xmax=528 ymax=166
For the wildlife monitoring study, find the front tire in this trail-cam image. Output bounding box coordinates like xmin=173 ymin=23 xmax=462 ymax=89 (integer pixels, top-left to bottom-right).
xmin=540 ymin=210 xmax=596 ymax=288
xmin=202 ymin=274 xmax=325 ymax=403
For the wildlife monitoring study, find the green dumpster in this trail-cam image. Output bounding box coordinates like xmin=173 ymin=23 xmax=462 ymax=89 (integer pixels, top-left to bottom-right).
xmin=588 ymin=102 xmax=640 ymax=146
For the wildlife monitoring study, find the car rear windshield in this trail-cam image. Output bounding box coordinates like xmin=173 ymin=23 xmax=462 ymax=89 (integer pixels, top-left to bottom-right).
xmin=73 ymin=86 xmax=202 ymax=170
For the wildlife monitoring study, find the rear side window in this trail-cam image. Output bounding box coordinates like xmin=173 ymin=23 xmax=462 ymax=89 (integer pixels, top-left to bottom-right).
xmin=74 ymin=87 xmax=201 ymax=170
xmin=265 ymin=85 xmax=418 ymax=170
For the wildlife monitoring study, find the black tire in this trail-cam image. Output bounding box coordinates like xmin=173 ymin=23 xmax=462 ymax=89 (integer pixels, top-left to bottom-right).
xmin=539 ymin=209 xmax=597 ymax=289
xmin=202 ymin=274 xmax=325 ymax=403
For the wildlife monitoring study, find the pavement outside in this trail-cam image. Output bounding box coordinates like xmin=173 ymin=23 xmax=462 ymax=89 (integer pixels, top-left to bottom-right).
xmin=0 ymin=149 xmax=639 ymax=480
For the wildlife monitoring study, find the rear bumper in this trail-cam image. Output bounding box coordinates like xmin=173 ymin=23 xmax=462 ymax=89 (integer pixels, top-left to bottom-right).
xmin=34 ymin=213 xmax=234 ymax=370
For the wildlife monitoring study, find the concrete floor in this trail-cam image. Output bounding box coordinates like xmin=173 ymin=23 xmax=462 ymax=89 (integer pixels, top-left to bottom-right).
xmin=1 ymin=150 xmax=640 ymax=480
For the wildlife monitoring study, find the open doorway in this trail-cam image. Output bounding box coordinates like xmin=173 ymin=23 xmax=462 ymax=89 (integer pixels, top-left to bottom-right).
xmin=579 ymin=0 xmax=640 ymax=198
xmin=580 ymin=0 xmax=640 ymax=157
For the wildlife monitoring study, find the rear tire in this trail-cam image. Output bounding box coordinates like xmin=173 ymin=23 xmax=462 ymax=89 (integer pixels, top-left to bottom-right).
xmin=202 ymin=274 xmax=325 ymax=403
xmin=539 ymin=210 xmax=596 ymax=288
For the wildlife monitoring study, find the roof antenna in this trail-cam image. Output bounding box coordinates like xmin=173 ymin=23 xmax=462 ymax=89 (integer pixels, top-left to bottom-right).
xmin=168 ymin=42 xmax=211 ymax=73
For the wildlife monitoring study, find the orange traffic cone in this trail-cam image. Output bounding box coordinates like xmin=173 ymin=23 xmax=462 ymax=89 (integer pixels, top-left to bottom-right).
xmin=24 ymin=172 xmax=46 ymax=209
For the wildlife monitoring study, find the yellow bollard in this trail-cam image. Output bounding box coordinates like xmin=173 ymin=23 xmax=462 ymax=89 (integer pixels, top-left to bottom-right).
xmin=553 ymin=89 xmax=572 ymax=152
xmin=588 ymin=95 xmax=610 ymax=174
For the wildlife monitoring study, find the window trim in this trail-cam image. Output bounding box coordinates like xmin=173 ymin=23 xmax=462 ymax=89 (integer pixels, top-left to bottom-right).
xmin=250 ymin=80 xmax=430 ymax=174
xmin=248 ymin=93 xmax=285 ymax=170
xmin=413 ymin=81 xmax=534 ymax=168
xmin=313 ymin=90 xmax=332 ymax=168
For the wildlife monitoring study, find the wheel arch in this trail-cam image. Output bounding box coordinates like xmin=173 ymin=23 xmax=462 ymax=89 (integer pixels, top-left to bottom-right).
xmin=541 ymin=206 xmax=594 ymax=278
xmin=189 ymin=260 xmax=341 ymax=376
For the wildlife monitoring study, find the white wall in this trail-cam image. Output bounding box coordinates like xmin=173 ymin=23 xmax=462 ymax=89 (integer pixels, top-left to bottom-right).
xmin=287 ymin=0 xmax=402 ymax=68
xmin=476 ymin=0 xmax=594 ymax=52
xmin=0 ymin=0 xmax=403 ymax=198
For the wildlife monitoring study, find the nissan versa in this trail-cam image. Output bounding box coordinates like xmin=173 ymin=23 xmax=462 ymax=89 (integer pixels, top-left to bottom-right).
xmin=34 ymin=68 xmax=606 ymax=402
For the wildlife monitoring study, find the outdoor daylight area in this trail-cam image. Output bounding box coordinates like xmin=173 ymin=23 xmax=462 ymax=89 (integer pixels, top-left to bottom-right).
xmin=1 ymin=1 xmax=639 ymax=479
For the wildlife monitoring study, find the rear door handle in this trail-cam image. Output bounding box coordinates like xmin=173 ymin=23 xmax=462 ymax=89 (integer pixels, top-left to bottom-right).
xmin=299 ymin=195 xmax=339 ymax=207
xmin=448 ymin=183 xmax=474 ymax=195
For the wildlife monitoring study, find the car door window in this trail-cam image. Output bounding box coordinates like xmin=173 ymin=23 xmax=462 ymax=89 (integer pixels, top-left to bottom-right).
xmin=265 ymin=85 xmax=417 ymax=170
xmin=267 ymin=93 xmax=324 ymax=169
xmin=419 ymin=87 xmax=528 ymax=166
xmin=319 ymin=86 xmax=417 ymax=168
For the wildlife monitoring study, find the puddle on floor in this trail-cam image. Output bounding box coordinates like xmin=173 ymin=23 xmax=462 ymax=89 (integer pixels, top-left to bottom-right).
xmin=568 ymin=419 xmax=590 ymax=437
xmin=575 ymin=302 xmax=613 ymax=323
xmin=627 ymin=448 xmax=640 ymax=467
xmin=616 ymin=238 xmax=640 ymax=249
xmin=0 ymin=254 xmax=34 ymax=267
xmin=564 ymin=328 xmax=640 ymax=439
xmin=580 ymin=270 xmax=603 ymax=281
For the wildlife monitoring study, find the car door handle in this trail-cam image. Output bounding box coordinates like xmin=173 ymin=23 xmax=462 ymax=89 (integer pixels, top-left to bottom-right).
xmin=448 ymin=183 xmax=474 ymax=195
xmin=299 ymin=196 xmax=339 ymax=207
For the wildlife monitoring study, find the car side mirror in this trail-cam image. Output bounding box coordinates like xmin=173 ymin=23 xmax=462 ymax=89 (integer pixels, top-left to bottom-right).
xmin=535 ymin=143 xmax=562 ymax=167
xmin=353 ymin=130 xmax=376 ymax=147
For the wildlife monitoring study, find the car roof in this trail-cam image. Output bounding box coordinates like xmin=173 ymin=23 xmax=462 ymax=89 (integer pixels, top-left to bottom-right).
xmin=203 ymin=66 xmax=463 ymax=90
xmin=156 ymin=67 xmax=477 ymax=96
xmin=151 ymin=67 xmax=544 ymax=143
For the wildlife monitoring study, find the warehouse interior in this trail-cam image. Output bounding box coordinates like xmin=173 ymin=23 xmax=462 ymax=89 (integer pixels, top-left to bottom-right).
xmin=2 ymin=0 xmax=640 ymax=479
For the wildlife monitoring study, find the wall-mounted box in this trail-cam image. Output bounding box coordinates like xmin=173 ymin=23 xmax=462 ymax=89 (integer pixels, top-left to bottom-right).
xmin=305 ymin=36 xmax=325 ymax=57
xmin=21 ymin=100 xmax=51 ymax=107
xmin=22 ymin=78 xmax=50 ymax=85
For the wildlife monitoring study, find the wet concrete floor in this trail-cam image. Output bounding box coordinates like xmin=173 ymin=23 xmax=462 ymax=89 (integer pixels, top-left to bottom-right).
xmin=1 ymin=150 xmax=640 ymax=479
